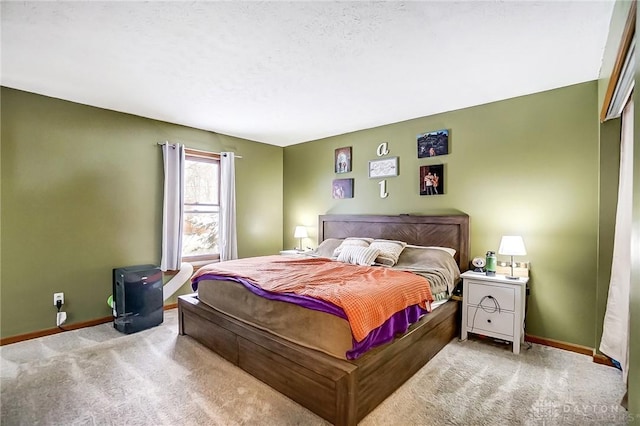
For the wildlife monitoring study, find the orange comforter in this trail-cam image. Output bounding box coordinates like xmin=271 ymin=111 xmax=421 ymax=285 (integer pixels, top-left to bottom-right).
xmin=193 ymin=255 xmax=433 ymax=342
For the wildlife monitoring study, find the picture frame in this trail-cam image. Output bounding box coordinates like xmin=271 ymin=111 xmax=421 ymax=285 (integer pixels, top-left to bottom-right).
xmin=419 ymin=164 xmax=444 ymax=196
xmin=368 ymin=157 xmax=398 ymax=178
xmin=332 ymin=178 xmax=354 ymax=199
xmin=417 ymin=129 xmax=449 ymax=158
xmin=335 ymin=147 xmax=352 ymax=174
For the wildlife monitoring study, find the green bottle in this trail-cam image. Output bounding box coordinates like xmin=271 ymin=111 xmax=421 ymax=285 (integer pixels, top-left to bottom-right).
xmin=486 ymin=251 xmax=497 ymax=276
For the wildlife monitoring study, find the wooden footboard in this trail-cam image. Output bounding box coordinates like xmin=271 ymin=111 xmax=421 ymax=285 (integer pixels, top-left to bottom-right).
xmin=178 ymin=294 xmax=459 ymax=425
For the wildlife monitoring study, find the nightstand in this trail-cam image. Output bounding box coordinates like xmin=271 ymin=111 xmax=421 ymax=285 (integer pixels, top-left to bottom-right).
xmin=460 ymin=271 xmax=529 ymax=354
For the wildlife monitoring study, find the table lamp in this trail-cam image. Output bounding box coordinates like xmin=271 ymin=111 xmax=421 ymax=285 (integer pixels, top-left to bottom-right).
xmin=294 ymin=226 xmax=308 ymax=251
xmin=498 ymin=236 xmax=526 ymax=279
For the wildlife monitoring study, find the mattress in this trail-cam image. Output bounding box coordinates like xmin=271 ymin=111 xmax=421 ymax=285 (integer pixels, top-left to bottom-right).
xmin=198 ymin=277 xmax=354 ymax=358
xmin=194 ymin=247 xmax=460 ymax=359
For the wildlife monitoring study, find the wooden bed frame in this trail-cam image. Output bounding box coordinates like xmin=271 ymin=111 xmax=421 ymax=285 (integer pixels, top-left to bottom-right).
xmin=178 ymin=213 xmax=469 ymax=425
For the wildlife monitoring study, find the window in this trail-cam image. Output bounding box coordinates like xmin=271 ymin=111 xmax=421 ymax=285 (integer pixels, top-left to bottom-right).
xmin=182 ymin=149 xmax=220 ymax=262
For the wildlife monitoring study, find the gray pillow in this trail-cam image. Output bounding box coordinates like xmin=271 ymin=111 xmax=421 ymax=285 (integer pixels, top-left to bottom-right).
xmin=312 ymin=238 xmax=344 ymax=258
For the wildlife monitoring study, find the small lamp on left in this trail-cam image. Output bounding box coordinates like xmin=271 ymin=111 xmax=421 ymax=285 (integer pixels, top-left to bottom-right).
xmin=294 ymin=226 xmax=308 ymax=251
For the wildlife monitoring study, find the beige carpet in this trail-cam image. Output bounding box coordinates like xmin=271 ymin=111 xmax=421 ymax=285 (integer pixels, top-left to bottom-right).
xmin=1 ymin=309 xmax=628 ymax=425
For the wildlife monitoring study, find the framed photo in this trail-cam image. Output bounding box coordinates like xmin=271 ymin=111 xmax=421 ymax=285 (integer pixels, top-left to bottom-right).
xmin=419 ymin=164 xmax=444 ymax=196
xmin=332 ymin=178 xmax=354 ymax=199
xmin=417 ymin=129 xmax=449 ymax=158
xmin=335 ymin=147 xmax=352 ymax=173
xmin=368 ymin=157 xmax=398 ymax=178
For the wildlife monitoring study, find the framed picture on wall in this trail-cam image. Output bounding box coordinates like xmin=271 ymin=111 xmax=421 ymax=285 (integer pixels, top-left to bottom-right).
xmin=368 ymin=157 xmax=398 ymax=178
xmin=417 ymin=129 xmax=449 ymax=158
xmin=332 ymin=178 xmax=354 ymax=199
xmin=335 ymin=147 xmax=352 ymax=173
xmin=419 ymin=164 xmax=444 ymax=196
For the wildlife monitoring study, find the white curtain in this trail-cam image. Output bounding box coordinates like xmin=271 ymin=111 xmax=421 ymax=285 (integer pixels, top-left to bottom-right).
xmin=600 ymin=99 xmax=633 ymax=383
xmin=160 ymin=143 xmax=185 ymax=271
xmin=219 ymin=152 xmax=238 ymax=261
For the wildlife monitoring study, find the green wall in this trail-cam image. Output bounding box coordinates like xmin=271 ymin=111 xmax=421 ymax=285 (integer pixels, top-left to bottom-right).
xmin=284 ymin=81 xmax=600 ymax=347
xmin=0 ymin=87 xmax=283 ymax=339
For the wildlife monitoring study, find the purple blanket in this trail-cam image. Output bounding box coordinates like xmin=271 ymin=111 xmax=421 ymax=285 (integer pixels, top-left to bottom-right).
xmin=192 ymin=274 xmax=428 ymax=359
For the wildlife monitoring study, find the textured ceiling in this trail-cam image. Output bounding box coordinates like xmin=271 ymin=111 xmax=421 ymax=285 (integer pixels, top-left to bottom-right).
xmin=1 ymin=1 xmax=615 ymax=147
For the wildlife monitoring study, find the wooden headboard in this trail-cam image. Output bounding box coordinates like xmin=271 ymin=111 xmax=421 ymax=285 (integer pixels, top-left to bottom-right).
xmin=318 ymin=214 xmax=470 ymax=271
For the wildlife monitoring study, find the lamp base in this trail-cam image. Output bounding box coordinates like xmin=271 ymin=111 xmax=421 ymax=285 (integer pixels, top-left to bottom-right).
xmin=506 ymin=256 xmax=519 ymax=280
xmin=505 ymin=275 xmax=519 ymax=280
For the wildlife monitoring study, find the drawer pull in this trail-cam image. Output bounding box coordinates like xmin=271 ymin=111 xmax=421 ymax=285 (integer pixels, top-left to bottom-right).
xmin=487 ymin=319 xmax=492 ymax=323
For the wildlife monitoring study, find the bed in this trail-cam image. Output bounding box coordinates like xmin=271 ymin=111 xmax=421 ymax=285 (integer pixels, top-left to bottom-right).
xmin=178 ymin=213 xmax=469 ymax=425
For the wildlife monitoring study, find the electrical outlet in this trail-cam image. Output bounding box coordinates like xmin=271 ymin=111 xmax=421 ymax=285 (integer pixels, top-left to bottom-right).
xmin=53 ymin=292 xmax=64 ymax=306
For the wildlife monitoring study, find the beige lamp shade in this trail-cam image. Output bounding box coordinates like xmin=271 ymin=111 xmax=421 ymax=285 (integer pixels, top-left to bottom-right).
xmin=498 ymin=236 xmax=526 ymax=256
xmin=294 ymin=226 xmax=308 ymax=239
xmin=294 ymin=226 xmax=308 ymax=251
xmin=498 ymin=236 xmax=526 ymax=279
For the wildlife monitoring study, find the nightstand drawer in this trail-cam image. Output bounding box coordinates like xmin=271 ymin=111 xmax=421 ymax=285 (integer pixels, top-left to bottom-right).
xmin=466 ymin=306 xmax=514 ymax=337
xmin=467 ymin=282 xmax=515 ymax=311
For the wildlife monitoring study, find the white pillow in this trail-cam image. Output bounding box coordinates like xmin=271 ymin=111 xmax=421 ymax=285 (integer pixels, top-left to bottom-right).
xmin=337 ymin=246 xmax=380 ymax=266
xmin=332 ymin=237 xmax=373 ymax=258
xmin=369 ymin=239 xmax=407 ymax=266
xmin=406 ymin=244 xmax=457 ymax=257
